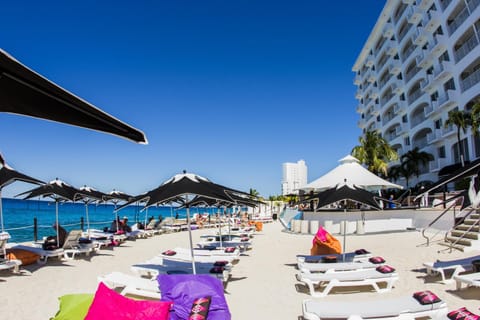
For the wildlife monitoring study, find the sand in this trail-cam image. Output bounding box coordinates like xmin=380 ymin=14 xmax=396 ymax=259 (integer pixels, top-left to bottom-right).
xmin=1 ymin=221 xmax=479 ymax=319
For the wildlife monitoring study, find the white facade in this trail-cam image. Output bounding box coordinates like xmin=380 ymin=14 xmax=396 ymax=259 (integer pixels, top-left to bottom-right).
xmin=353 ymin=0 xmax=480 ymax=187
xmin=282 ymin=160 xmax=308 ymax=195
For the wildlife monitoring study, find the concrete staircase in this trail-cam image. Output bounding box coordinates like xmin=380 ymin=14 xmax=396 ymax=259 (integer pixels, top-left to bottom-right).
xmin=440 ymin=213 xmax=480 ymax=252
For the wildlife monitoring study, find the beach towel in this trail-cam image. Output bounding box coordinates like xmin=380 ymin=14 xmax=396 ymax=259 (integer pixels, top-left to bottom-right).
xmin=310 ymin=226 xmax=342 ymax=255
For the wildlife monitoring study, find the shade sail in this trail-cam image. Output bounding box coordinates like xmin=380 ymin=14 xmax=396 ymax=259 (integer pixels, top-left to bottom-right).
xmin=0 ymin=49 xmax=147 ymax=144
xmin=17 ymin=178 xmax=81 ymax=202
xmin=314 ymin=184 xmax=381 ymax=210
xmin=300 ymin=155 xmax=402 ymax=192
xmin=0 ymin=163 xmax=44 ymax=189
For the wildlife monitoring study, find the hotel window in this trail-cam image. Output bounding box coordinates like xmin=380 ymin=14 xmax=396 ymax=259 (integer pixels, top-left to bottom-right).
xmin=434 ymin=119 xmax=442 ymax=129
xmin=404 ymin=136 xmax=410 ymax=146
xmin=402 ymin=115 xmax=408 ymax=123
xmin=438 ymin=146 xmax=446 ymax=158
xmin=444 ymin=78 xmax=456 ymax=91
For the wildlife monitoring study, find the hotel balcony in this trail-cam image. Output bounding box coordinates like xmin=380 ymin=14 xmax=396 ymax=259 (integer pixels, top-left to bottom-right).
xmin=389 ymin=61 xmax=401 ymax=75
xmin=383 ymin=22 xmax=394 ymax=38
xmin=366 ymin=55 xmax=375 ymax=67
xmin=354 ymin=75 xmax=362 ymax=85
xmin=391 ymin=80 xmax=404 ymax=95
xmin=427 ymin=34 xmax=447 ymax=56
xmin=356 ymin=104 xmax=365 ymax=113
xmin=461 ymin=66 xmax=480 ymax=92
xmin=433 ymin=60 xmax=453 ymax=82
xmin=423 ymin=8 xmax=441 ymax=33
xmin=427 ymin=130 xmax=441 ymax=143
xmin=416 ymin=50 xmax=432 ymax=69
xmin=407 ymin=6 xmax=423 ymax=24
xmin=355 ymin=90 xmax=364 ymax=99
xmin=442 ymin=124 xmax=455 ymax=138
xmin=386 ymin=44 xmax=398 ymax=56
xmin=429 ymin=157 xmax=448 ymax=173
xmin=447 ymin=2 xmax=473 ymax=36
xmin=413 ymin=27 xmax=428 ymax=46
xmin=395 ymin=123 xmax=408 ymax=136
xmin=393 ymin=101 xmax=407 ymax=114
xmin=371 ymin=103 xmax=381 ymax=116
xmin=423 ymin=100 xmax=439 ymax=117
xmin=434 ymin=89 xmax=458 ymax=111
xmin=418 ymin=0 xmax=434 ymax=9
xmin=454 ymin=33 xmax=479 ymax=63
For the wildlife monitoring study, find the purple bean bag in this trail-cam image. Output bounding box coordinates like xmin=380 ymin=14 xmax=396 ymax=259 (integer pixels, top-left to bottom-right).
xmin=157 ymin=274 xmax=231 ymax=320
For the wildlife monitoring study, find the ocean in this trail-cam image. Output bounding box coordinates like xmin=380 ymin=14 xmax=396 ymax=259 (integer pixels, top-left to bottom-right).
xmin=1 ymin=198 xmax=224 ymax=243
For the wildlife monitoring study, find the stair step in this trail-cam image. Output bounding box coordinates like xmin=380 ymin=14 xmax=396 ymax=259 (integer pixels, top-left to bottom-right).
xmin=455 ymin=225 xmax=480 ymax=232
xmin=450 ymin=230 xmax=479 ymax=240
xmin=463 ymin=218 xmax=480 ymax=225
xmin=438 ymin=242 xmax=467 ymax=252
xmin=446 ymin=236 xmax=472 ymax=246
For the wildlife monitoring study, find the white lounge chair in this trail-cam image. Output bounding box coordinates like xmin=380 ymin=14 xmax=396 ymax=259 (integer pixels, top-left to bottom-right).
xmin=160 ymin=247 xmax=238 ymax=264
xmin=302 ymin=293 xmax=448 ymax=320
xmin=0 ymin=258 xmax=21 ymax=273
xmin=299 ymin=260 xmax=382 ymax=274
xmin=62 ymin=230 xmax=93 ymax=260
xmin=297 ymin=250 xmax=372 ymax=265
xmin=98 ymin=271 xmax=161 ymax=299
xmin=131 ymin=259 xmax=231 ymax=283
xmin=453 ymin=272 xmax=480 ymax=290
xmin=296 ymin=267 xmax=399 ymax=297
xmin=423 ymin=254 xmax=480 ymax=284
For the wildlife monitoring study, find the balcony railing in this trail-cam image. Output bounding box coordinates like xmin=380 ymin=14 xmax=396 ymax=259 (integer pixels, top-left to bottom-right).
xmin=461 ymin=67 xmax=480 ymax=92
xmin=454 ymin=33 xmax=479 ymax=63
xmin=447 ymin=5 xmax=470 ymax=35
xmin=408 ymin=89 xmax=423 ymax=104
xmin=405 ymin=66 xmax=421 ymax=83
xmin=439 ymin=0 xmax=453 ymax=11
xmin=468 ymin=0 xmax=480 ymax=14
xmin=381 ymin=94 xmax=395 ymax=105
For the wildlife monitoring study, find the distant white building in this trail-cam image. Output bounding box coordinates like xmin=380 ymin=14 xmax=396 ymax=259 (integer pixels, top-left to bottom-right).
xmin=282 ymin=160 xmax=308 ymax=195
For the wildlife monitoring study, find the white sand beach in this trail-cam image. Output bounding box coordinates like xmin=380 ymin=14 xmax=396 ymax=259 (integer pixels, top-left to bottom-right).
xmin=1 ymin=221 xmax=479 ymax=319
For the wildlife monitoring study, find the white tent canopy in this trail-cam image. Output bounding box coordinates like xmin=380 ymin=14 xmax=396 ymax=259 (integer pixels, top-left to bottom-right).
xmin=299 ymin=155 xmax=403 ymax=192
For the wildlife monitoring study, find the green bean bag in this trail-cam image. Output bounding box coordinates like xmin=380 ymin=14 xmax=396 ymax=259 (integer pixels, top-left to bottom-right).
xmin=50 ymin=293 xmax=94 ymax=320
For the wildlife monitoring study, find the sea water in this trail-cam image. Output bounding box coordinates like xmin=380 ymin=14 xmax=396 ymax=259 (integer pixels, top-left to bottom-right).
xmin=1 ymin=198 xmax=222 ymax=243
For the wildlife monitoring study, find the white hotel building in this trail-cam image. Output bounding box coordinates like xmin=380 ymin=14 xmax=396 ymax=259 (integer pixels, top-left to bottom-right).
xmin=282 ymin=160 xmax=308 ymax=195
xmin=353 ymin=0 xmax=480 ymax=186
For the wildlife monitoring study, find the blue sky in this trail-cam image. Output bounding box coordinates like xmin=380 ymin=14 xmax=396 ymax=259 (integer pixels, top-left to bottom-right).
xmin=0 ymin=1 xmax=385 ymax=198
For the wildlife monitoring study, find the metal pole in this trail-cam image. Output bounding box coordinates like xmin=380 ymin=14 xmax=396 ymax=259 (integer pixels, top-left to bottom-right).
xmin=0 ymin=188 xmax=4 ymax=232
xmin=55 ymin=200 xmax=60 ymax=247
xmin=185 ymin=196 xmax=196 ymax=274
xmin=33 ymin=217 xmax=38 ymax=242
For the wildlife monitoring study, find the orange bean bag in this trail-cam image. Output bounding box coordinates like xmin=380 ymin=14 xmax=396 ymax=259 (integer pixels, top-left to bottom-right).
xmin=254 ymin=221 xmax=263 ymax=231
xmin=310 ymin=227 xmax=342 ymax=255
xmin=6 ymin=249 xmax=40 ymax=265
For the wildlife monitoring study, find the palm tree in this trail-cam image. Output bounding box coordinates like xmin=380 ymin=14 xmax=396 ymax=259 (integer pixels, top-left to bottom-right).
xmin=249 ymin=188 xmax=259 ymax=199
xmin=352 ymin=130 xmax=398 ymax=176
xmin=469 ymin=102 xmax=480 ymax=136
xmin=400 ymin=147 xmax=434 ymax=185
xmin=445 ymin=109 xmax=471 ymax=166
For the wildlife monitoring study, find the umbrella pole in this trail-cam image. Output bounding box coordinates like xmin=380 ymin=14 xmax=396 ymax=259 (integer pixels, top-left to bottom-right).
xmin=0 ymin=188 xmax=4 ymax=233
xmin=343 ymin=199 xmax=347 ymax=262
xmin=56 ymin=200 xmax=60 ymax=247
xmin=185 ymin=200 xmax=196 ymax=274
xmin=85 ymin=203 xmax=91 ymax=238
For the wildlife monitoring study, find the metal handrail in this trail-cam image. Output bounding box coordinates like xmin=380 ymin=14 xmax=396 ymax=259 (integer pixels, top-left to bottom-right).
xmin=441 ymin=208 xmax=479 ymax=252
xmin=420 ymin=196 xmax=462 ymax=247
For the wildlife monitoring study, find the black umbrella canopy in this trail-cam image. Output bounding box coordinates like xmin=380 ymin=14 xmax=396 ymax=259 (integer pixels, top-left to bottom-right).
xmin=0 ymin=163 xmax=44 ymax=189
xmin=17 ymin=178 xmax=81 ymax=202
xmin=103 ymin=190 xmax=133 ymax=204
xmin=78 ymin=185 xmax=108 ymax=204
xmin=0 ymin=49 xmax=147 ymax=144
xmin=117 ymin=171 xmax=246 ymax=210
xmin=116 ymin=171 xmax=248 ymax=275
xmin=314 ymin=184 xmax=381 ymax=210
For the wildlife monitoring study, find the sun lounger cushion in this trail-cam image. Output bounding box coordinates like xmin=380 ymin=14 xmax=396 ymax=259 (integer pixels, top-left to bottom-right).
xmin=369 ymin=256 xmax=385 ymax=264
xmin=158 ymin=274 xmax=231 ymax=320
xmin=84 ymin=282 xmax=172 ymax=320
xmin=447 ymin=307 xmax=480 ymax=320
xmin=413 ymin=290 xmax=441 ymax=305
xmin=188 ymin=296 xmax=211 ymax=320
xmin=51 ymin=293 xmax=94 ymax=320
xmin=162 ymin=250 xmax=176 ymax=256
xmin=6 ymin=248 xmax=39 ymax=265
xmin=376 ymin=265 xmax=395 ymax=273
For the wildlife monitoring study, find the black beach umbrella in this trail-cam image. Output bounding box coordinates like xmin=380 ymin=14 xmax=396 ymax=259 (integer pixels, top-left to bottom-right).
xmin=77 ymin=185 xmax=109 ymax=236
xmin=17 ymin=178 xmax=81 ymax=245
xmin=0 ymin=154 xmax=44 ymax=233
xmin=0 ymin=48 xmax=147 ymax=144
xmin=116 ymin=171 xmax=247 ymax=274
xmin=311 ymin=183 xmax=382 ymax=261
xmin=103 ymin=190 xmax=133 ymax=231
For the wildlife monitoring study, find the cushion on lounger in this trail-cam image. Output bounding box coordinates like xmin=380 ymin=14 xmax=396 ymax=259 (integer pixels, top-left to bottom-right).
xmin=322 ymin=255 xmax=337 ymax=263
xmin=369 ymin=256 xmax=385 ymax=264
xmin=158 ymin=274 xmax=231 ymax=320
xmin=413 ymin=290 xmax=441 ymax=305
xmin=224 ymin=247 xmax=235 ymax=253
xmin=213 ymin=261 xmax=228 ymax=267
xmin=376 ymin=265 xmax=396 ymax=273
xmin=84 ymin=282 xmax=172 ymax=320
xmin=447 ymin=307 xmax=480 ymax=320
xmin=188 ymin=296 xmax=211 ymax=320
xmin=355 ymin=249 xmax=369 ymax=254
xmin=50 ymin=293 xmax=94 ymax=320
xmin=162 ymin=249 xmax=177 ymax=256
